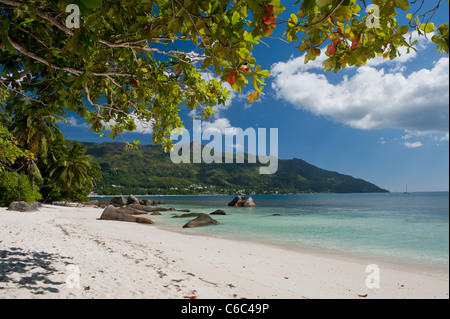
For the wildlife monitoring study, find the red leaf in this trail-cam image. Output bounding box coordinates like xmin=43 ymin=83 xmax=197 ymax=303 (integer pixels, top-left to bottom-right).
xmin=263 ymin=4 xmax=274 ymax=16
xmin=263 ymin=16 xmax=276 ymax=25
xmin=351 ymin=34 xmax=361 ymax=49
xmin=183 ymin=296 xmax=197 ymax=299
xmin=263 ymin=4 xmax=276 ymax=25
xmin=327 ymin=44 xmax=336 ymax=55
xmin=358 ymin=294 xmax=368 ymax=298
xmin=227 ymin=71 xmax=236 ymax=86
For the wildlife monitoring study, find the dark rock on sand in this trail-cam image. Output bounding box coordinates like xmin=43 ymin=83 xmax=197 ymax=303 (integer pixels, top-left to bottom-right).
xmin=210 ymin=209 xmax=226 ymax=215
xmin=110 ymin=196 xmax=127 ymax=207
xmin=151 ymin=212 xmax=162 ymax=215
xmin=99 ymin=205 xmax=153 ymax=224
xmin=7 ymin=201 xmax=39 ymax=212
xmin=182 ymin=213 xmax=220 ymax=228
xmin=52 ymin=201 xmax=81 ymax=207
xmin=118 ymin=207 xmax=148 ymax=215
xmin=228 ymin=196 xmax=256 ymax=207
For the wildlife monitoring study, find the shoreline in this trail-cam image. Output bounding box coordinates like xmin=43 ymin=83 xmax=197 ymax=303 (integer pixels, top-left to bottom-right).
xmin=88 ymin=191 xmax=450 ymax=198
xmin=154 ymin=222 xmax=449 ymax=281
xmin=1 ymin=205 xmax=448 ymax=299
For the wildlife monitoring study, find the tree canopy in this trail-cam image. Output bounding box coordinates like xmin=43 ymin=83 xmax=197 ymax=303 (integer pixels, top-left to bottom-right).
xmin=0 ymin=0 xmax=448 ymax=151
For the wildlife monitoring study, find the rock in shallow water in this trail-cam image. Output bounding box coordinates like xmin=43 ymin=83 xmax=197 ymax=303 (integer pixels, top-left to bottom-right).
xmin=210 ymin=209 xmax=226 ymax=215
xmin=182 ymin=213 xmax=219 ymax=228
xmin=227 ymin=196 xmax=256 ymax=207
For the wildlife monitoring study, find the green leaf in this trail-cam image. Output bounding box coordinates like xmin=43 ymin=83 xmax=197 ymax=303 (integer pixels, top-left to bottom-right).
xmin=80 ymin=0 xmax=103 ymax=9
xmin=288 ymin=13 xmax=298 ymax=27
xmin=419 ymin=23 xmax=435 ymax=33
xmin=393 ymin=0 xmax=410 ymax=11
xmin=258 ymin=70 xmax=270 ymax=78
xmin=332 ymin=6 xmax=353 ymax=22
xmin=397 ymin=25 xmax=409 ymax=35
xmin=232 ymin=11 xmax=240 ymax=25
xmin=301 ymin=0 xmax=316 ymax=14
xmin=316 ymin=0 xmax=333 ymax=9
xmin=247 ymin=0 xmax=260 ymax=12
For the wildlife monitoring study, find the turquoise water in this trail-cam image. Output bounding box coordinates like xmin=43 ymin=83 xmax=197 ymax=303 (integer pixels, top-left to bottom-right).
xmin=94 ymin=192 xmax=449 ymax=269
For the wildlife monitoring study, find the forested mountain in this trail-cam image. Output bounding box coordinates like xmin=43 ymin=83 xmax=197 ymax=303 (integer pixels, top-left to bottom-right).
xmin=82 ymin=141 xmax=389 ymax=195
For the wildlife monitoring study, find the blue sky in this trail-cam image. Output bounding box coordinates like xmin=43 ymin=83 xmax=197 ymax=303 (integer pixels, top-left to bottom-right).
xmin=60 ymin=1 xmax=449 ymax=192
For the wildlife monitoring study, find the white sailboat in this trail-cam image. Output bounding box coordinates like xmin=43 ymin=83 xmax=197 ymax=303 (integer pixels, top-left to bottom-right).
xmin=404 ymin=184 xmax=411 ymax=194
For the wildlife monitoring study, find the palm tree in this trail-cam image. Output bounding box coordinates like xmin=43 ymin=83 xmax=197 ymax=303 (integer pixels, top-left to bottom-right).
xmin=7 ymin=103 xmax=67 ymax=192
xmin=9 ymin=105 xmax=66 ymax=155
xmin=51 ymin=143 xmax=93 ymax=192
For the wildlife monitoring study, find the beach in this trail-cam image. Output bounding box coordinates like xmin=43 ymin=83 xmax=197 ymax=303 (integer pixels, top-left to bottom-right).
xmin=0 ymin=204 xmax=448 ymax=299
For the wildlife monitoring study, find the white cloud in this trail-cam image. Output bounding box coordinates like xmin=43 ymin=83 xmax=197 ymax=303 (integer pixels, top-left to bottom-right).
xmin=201 ymin=117 xmax=240 ymax=136
xmin=440 ymin=132 xmax=449 ymax=142
xmin=133 ymin=119 xmax=154 ymax=135
xmin=271 ymin=56 xmax=449 ymax=134
xmin=199 ymin=117 xmax=258 ymax=151
xmin=66 ymin=116 xmax=88 ymax=129
xmin=378 ymin=137 xmax=386 ymax=144
xmin=105 ymin=117 xmax=154 ymax=135
xmin=402 ymin=130 xmax=430 ymax=140
xmin=404 ymin=141 xmax=423 ymax=148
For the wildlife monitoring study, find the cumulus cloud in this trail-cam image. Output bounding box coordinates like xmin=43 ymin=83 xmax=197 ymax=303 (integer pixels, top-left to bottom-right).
xmin=194 ymin=117 xmax=256 ymax=151
xmin=404 ymin=141 xmax=423 ymax=148
xmin=271 ymin=56 xmax=449 ymax=134
xmin=440 ymin=132 xmax=449 ymax=141
xmin=66 ymin=116 xmax=89 ymax=129
xmin=201 ymin=118 xmax=241 ymax=136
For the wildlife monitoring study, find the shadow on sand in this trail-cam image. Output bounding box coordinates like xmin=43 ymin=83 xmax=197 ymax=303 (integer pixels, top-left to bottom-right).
xmin=0 ymin=247 xmax=74 ymax=295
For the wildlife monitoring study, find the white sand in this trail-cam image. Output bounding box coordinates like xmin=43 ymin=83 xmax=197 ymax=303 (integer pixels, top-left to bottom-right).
xmin=0 ymin=205 xmax=448 ymax=299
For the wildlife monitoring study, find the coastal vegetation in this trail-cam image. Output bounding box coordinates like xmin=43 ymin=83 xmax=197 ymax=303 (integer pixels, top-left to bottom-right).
xmin=83 ymin=141 xmax=388 ymax=195
xmin=0 ymin=117 xmax=101 ymax=205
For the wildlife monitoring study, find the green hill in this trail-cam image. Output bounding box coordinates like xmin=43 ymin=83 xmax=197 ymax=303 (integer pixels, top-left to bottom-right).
xmin=81 ymin=141 xmax=389 ymax=195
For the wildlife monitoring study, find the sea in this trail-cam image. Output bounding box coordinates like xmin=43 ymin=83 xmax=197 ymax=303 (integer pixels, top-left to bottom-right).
xmin=93 ymin=192 xmax=449 ymax=276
